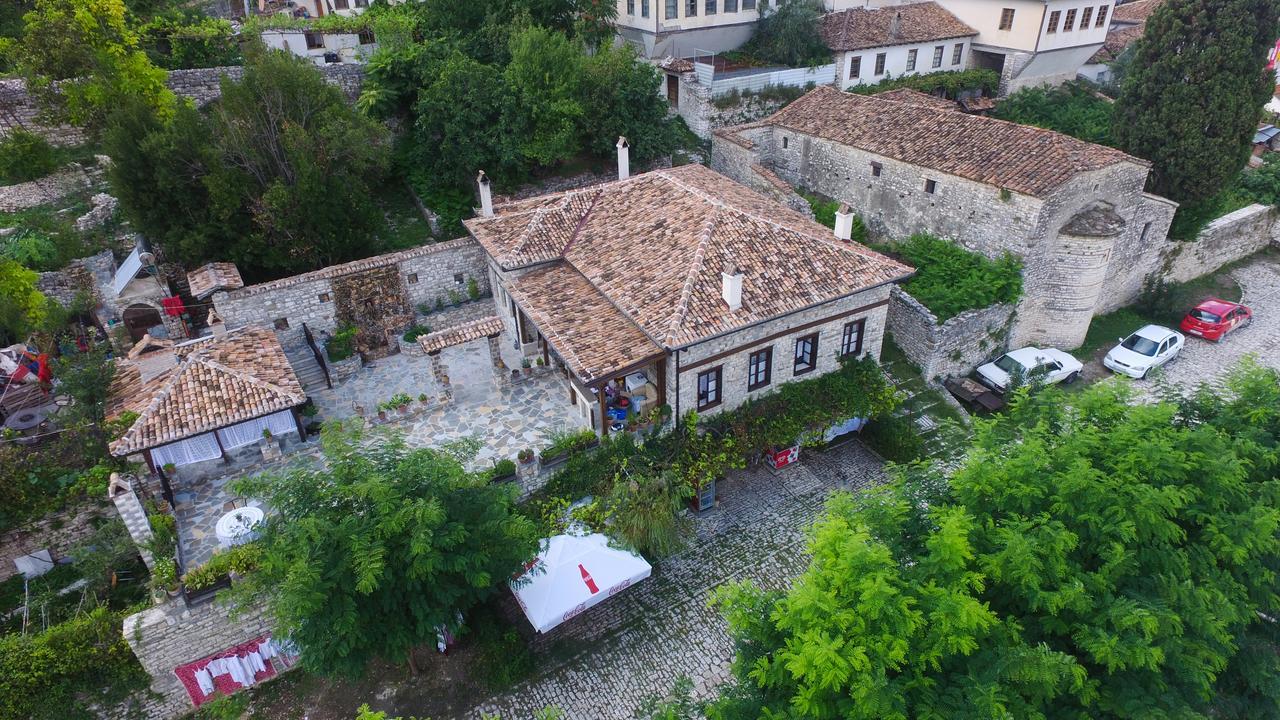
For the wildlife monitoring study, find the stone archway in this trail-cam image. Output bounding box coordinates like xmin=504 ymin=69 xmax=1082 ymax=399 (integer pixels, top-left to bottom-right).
xmin=122 ymin=303 xmax=164 ymax=342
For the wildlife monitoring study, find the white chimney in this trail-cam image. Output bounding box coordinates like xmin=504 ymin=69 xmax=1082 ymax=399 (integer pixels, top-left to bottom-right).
xmin=889 ymin=11 xmax=902 ymax=40
xmin=207 ymin=308 xmax=227 ymax=337
xmin=477 ymin=170 xmax=494 ymax=218
xmin=833 ymin=203 xmax=854 ymax=241
xmin=616 ymin=136 xmax=630 ymax=180
xmin=721 ymin=262 xmax=744 ymax=312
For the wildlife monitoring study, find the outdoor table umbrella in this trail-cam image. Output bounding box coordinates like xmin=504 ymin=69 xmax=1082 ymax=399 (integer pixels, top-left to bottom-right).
xmin=510 ymin=532 xmax=652 ymax=633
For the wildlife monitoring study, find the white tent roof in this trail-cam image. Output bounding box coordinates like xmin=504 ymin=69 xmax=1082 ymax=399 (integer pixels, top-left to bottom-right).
xmin=510 ymin=533 xmax=652 ymax=633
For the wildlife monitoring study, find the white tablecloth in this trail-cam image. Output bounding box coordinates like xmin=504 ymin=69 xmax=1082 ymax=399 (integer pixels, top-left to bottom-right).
xmin=215 ymin=506 xmax=264 ymax=549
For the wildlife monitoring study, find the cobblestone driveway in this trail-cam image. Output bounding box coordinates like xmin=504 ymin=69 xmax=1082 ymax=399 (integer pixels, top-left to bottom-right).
xmin=1138 ymin=252 xmax=1280 ymax=398
xmin=457 ymin=442 xmax=887 ymax=719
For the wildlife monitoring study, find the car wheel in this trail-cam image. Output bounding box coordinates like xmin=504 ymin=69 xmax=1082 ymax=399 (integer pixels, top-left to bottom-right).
xmin=1064 ymin=371 xmax=1079 ymax=385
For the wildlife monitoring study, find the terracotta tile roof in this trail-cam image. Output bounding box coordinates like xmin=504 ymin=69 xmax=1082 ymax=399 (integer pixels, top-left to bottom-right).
xmin=1090 ymin=24 xmax=1144 ymax=63
xmin=108 ymin=326 xmax=305 ymax=456
xmin=466 ymin=164 xmax=912 ymax=352
xmin=505 ymin=263 xmax=663 ymax=384
xmin=656 ymin=56 xmax=694 ymax=73
xmin=820 ymin=2 xmax=976 ymax=51
xmin=419 ymin=315 xmax=504 ymax=354
xmin=756 ymin=85 xmax=1144 ymax=197
xmin=873 ymin=88 xmax=959 ymax=112
xmin=186 ymin=262 xmax=244 ymax=300
xmin=1113 ymin=0 xmax=1165 ymax=25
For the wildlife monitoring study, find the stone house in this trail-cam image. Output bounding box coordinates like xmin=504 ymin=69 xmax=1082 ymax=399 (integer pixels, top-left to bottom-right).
xmin=465 ymin=161 xmax=912 ymax=434
xmin=820 ymin=2 xmax=978 ymax=90
xmin=710 ymin=85 xmax=1178 ymax=350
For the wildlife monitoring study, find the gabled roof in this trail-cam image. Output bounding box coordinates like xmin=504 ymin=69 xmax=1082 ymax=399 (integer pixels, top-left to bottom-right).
xmin=108 ymin=326 xmax=305 ymax=456
xmin=820 ymin=2 xmax=976 ymax=52
xmin=1112 ymin=0 xmax=1165 ymax=25
xmin=1089 ymin=24 xmax=1144 ymax=63
xmin=873 ymin=88 xmax=959 ymax=112
xmin=737 ymin=85 xmax=1144 ymax=198
xmin=466 ymin=164 xmax=911 ymax=352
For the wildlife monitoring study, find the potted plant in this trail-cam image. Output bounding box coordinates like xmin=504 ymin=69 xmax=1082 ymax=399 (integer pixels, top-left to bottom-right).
xmin=535 ymin=357 xmax=546 ymax=369
xmin=521 ymin=358 xmax=532 ymax=376
xmin=518 ymin=448 xmax=535 ymax=465
xmin=490 ymin=458 xmax=517 ymax=483
xmin=152 ymin=557 xmax=180 ymax=599
xmin=377 ymin=409 xmax=388 ymax=422
xmin=161 ymin=462 xmax=176 ymax=476
xmin=418 ymin=392 xmax=429 ymax=407
xmin=262 ymin=428 xmax=272 ymax=441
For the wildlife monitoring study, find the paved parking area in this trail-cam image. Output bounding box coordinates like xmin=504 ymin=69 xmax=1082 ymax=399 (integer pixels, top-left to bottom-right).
xmin=1135 ymin=252 xmax=1280 ymax=399
xmin=458 ymin=442 xmax=888 ymax=719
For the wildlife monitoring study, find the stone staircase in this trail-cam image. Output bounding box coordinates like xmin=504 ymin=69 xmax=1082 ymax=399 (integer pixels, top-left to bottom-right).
xmin=284 ymin=346 xmax=330 ymax=395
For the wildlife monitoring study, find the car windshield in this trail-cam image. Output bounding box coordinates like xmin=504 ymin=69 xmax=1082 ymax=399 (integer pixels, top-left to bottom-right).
xmin=1189 ymin=308 xmax=1221 ymax=323
xmin=994 ymin=354 xmax=1025 ymax=373
xmin=1121 ymin=334 xmax=1159 ymax=356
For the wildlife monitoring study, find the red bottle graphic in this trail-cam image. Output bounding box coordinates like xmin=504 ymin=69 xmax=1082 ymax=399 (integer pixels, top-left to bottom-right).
xmin=579 ymin=564 xmax=599 ymax=594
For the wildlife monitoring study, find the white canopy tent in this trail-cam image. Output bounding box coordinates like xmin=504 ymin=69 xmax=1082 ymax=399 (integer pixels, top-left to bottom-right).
xmin=511 ymin=533 xmax=652 ymax=633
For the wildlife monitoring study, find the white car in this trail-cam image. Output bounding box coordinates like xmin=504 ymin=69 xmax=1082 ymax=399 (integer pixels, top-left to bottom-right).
xmin=976 ymin=347 xmax=1083 ymax=394
xmin=1103 ymin=324 xmax=1184 ymax=379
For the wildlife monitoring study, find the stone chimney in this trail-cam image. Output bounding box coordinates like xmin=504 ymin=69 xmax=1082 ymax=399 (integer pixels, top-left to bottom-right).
xmin=477 ymin=170 xmax=494 ymax=218
xmin=833 ymin=204 xmax=855 ymax=241
xmin=721 ymin=262 xmax=744 ymax=312
xmin=617 ymin=136 xmax=630 ymax=180
xmin=889 ymin=11 xmax=902 ymax=41
xmin=207 ymin=308 xmax=226 ymax=337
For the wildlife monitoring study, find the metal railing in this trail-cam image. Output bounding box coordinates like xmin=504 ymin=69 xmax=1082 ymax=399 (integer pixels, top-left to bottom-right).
xmin=302 ymin=322 xmax=333 ymax=389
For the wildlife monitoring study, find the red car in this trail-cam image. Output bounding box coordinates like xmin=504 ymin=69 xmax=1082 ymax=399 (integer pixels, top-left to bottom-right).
xmin=1179 ymin=298 xmax=1253 ymax=342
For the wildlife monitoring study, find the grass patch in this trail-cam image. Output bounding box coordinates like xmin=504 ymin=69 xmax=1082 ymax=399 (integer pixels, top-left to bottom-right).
xmin=375 ymin=184 xmax=435 ymax=250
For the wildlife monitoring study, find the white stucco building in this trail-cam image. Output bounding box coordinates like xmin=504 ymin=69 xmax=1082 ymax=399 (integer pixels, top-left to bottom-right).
xmin=819 ymin=3 xmax=978 ymax=90
xmin=616 ymin=0 xmax=865 ymax=58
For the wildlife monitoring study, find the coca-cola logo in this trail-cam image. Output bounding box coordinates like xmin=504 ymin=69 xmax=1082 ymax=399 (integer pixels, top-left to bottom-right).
xmin=561 ymin=602 xmax=588 ymax=622
xmin=607 ymin=578 xmax=633 ymax=596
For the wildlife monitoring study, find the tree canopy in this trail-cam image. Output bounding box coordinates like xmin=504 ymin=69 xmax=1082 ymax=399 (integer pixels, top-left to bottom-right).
xmin=736 ymin=0 xmax=831 ymax=68
xmin=105 ymin=48 xmax=391 ymax=280
xmin=710 ymin=362 xmax=1280 ymax=719
xmin=0 ymin=259 xmax=50 ymax=344
xmin=16 ymin=0 xmax=173 ymax=131
xmin=227 ymin=422 xmax=539 ymax=678
xmin=1113 ymin=0 xmax=1280 ymax=203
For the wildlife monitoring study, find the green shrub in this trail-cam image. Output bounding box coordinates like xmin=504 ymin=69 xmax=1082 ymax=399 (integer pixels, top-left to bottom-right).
xmin=851 ymin=68 xmax=1000 ymax=100
xmin=0 ymin=606 xmax=150 ymax=718
xmin=882 ymin=234 xmax=1023 ymax=321
xmin=0 ymin=130 xmax=59 ymax=184
xmin=542 ymin=427 xmax=599 ymax=460
xmin=799 ymin=190 xmax=867 ymax=242
xmin=468 ymin=602 xmax=535 ymax=691
xmin=326 ymin=323 xmax=359 ymax=362
xmin=490 ymin=459 xmax=516 ymax=480
xmin=736 ymin=0 xmax=831 ymax=67
xmin=990 ymin=81 xmax=1116 ymax=146
xmin=378 ymin=392 xmax=415 ymax=412
xmin=467 ymin=276 xmax=481 ymax=301
xmin=181 ymin=542 xmax=261 ymax=590
xmin=140 ymin=12 xmax=242 ymax=70
xmin=861 ymin=413 xmax=926 ymax=463
xmin=402 ymin=323 xmax=430 ymax=342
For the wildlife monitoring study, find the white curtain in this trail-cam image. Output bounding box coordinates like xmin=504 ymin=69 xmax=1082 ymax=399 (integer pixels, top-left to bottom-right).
xmin=216 ymin=410 xmax=298 ymax=450
xmin=151 ymin=433 xmax=223 ymax=468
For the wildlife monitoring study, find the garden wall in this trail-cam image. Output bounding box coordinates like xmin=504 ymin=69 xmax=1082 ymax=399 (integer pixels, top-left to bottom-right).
xmin=886 ymin=287 xmax=1016 ymax=382
xmin=121 ymin=597 xmax=278 ymax=720
xmin=673 ymin=72 xmax=799 ymax=140
xmin=0 ymin=500 xmax=112 ymax=582
xmin=212 ymin=238 xmax=490 ymax=347
xmin=1162 ymin=204 xmax=1280 ymax=285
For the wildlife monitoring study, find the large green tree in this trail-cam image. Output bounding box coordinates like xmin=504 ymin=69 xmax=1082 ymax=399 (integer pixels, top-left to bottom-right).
xmin=228 ymin=422 xmax=539 ymax=677
xmin=1112 ymin=0 xmax=1280 ymax=203
xmin=503 ymin=25 xmax=584 ymax=166
xmin=16 ymin=0 xmax=172 ymax=131
xmin=710 ymin=365 xmax=1280 ymax=719
xmin=0 ymin=259 xmax=49 ymax=344
xmin=579 ymin=43 xmax=683 ymax=165
xmin=738 ymin=0 xmax=831 ymax=68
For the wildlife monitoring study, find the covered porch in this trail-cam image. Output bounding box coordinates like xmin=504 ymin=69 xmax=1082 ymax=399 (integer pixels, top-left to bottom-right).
xmin=503 ymin=262 xmax=669 ymax=436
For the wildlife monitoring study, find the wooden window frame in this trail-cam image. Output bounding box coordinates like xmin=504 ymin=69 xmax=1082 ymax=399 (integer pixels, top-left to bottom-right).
xmin=666 ymin=0 xmax=678 ymax=18
xmin=951 ymin=44 xmax=963 ymax=65
xmin=841 ymin=319 xmax=866 ymax=358
xmin=1095 ymin=5 xmax=1108 ymax=26
xmin=849 ymin=56 xmax=861 ymax=79
xmin=747 ymin=347 xmax=773 ymax=391
xmin=874 ymin=52 xmax=887 ymax=76
xmin=925 ymin=179 xmax=937 ymax=194
xmin=697 ymin=366 xmax=722 ymax=410
xmin=1080 ymin=7 xmax=1093 ymax=29
xmin=999 ymin=8 xmax=1015 ymax=30
xmin=1046 ymin=9 xmax=1060 ymax=33
xmin=906 ymin=48 xmax=917 ymax=71
xmin=1063 ymin=8 xmax=1077 ymax=31
xmin=931 ymin=45 xmax=944 ymax=68
xmin=793 ymin=333 xmax=819 ymax=376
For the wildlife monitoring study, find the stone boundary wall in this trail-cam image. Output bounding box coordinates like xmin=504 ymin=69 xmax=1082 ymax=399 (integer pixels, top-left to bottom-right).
xmin=886 ymin=286 xmax=1016 ymax=382
xmin=212 ymin=238 xmax=490 ymax=347
xmin=121 ymin=597 xmax=278 ymax=720
xmin=1163 ymin=204 xmax=1280 ymax=284
xmin=1 ymin=64 xmax=365 ymax=145
xmin=0 ymin=500 xmax=112 ymax=582
xmin=673 ymin=72 xmax=797 ymax=140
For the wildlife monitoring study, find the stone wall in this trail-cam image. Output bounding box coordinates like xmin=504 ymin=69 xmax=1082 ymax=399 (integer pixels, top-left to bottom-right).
xmin=212 ymin=238 xmax=490 ymax=347
xmin=672 ymin=72 xmax=797 ymax=140
xmin=0 ymin=500 xmax=112 ymax=582
xmin=122 ymin=597 xmax=278 ymax=720
xmin=886 ymin=287 xmax=1016 ymax=382
xmin=1163 ymin=204 xmax=1280 ymax=284
xmin=668 ymin=284 xmax=893 ymax=420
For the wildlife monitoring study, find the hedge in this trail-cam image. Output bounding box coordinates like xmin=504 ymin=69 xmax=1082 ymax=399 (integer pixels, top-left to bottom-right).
xmin=878 ymin=234 xmax=1023 ymax=322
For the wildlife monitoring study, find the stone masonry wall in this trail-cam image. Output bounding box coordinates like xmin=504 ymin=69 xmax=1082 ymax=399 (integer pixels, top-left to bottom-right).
xmin=886 ymin=287 xmax=1016 ymax=382
xmin=122 ymin=597 xmax=277 ymax=720
xmin=674 ymin=72 xmax=796 ymax=140
xmin=1163 ymin=204 xmax=1280 ymax=285
xmin=0 ymin=500 xmax=112 ymax=582
xmin=667 ymin=284 xmax=893 ymax=420
xmin=212 ymin=238 xmax=489 ymax=347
